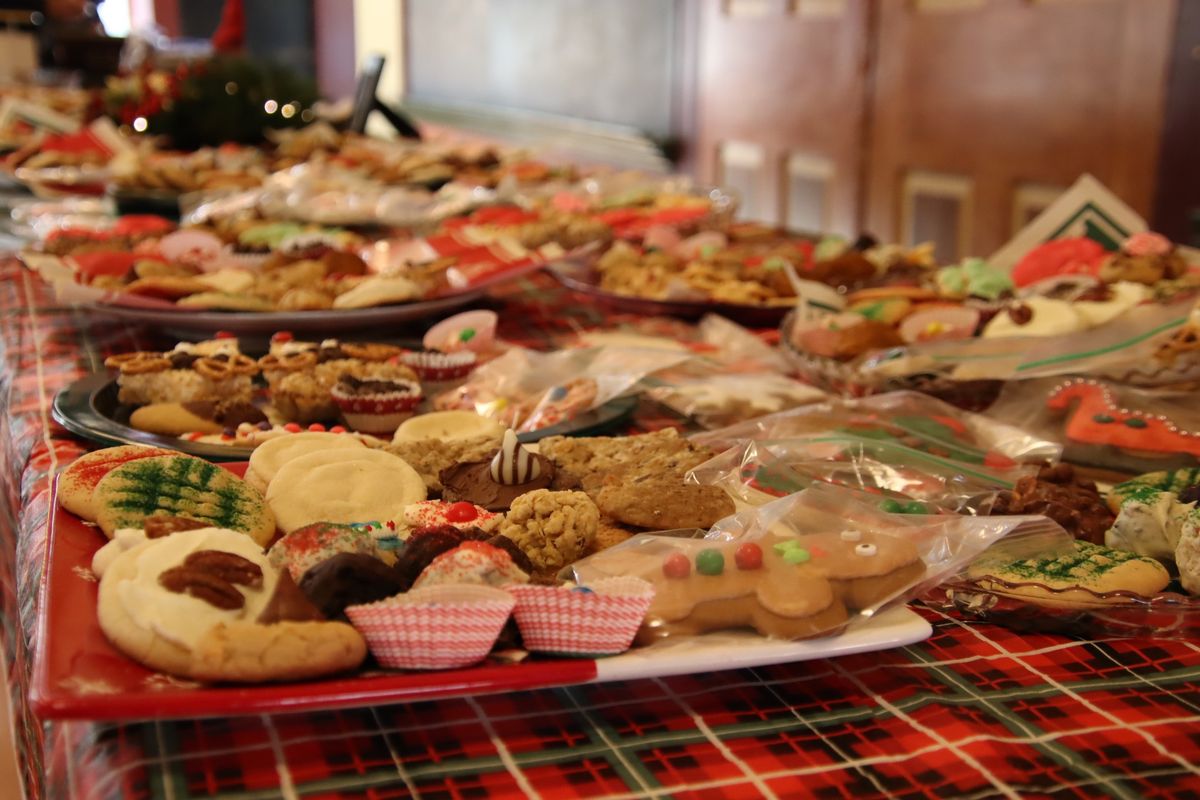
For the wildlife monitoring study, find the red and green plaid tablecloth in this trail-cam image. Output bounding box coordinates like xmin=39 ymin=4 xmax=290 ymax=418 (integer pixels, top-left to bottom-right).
xmin=3 ymin=258 xmax=1200 ymax=799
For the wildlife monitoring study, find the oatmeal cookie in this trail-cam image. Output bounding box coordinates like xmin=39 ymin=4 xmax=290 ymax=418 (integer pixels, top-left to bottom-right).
xmin=596 ymin=479 xmax=735 ymax=531
xmin=499 ymin=489 xmax=599 ymax=574
xmin=385 ymin=434 xmax=502 ymax=492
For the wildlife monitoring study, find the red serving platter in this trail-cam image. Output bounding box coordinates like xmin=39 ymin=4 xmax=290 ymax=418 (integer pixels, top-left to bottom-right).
xmin=30 ymin=462 xmax=597 ymax=720
xmin=31 ymin=463 xmax=932 ymax=721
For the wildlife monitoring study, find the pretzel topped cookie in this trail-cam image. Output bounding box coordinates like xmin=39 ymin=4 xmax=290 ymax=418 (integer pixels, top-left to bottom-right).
xmin=107 ymin=337 xmax=258 ymax=406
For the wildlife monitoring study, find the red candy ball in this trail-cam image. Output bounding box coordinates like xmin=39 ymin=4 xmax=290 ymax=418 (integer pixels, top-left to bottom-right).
xmin=663 ymin=552 xmax=691 ymax=579
xmin=330 ymin=425 xmax=347 ymax=433
xmin=445 ymin=501 xmax=480 ymax=523
xmin=214 ymin=330 xmax=236 ymax=340
xmin=308 ymin=423 xmax=325 ymax=431
xmin=283 ymin=422 xmax=302 ymax=432
xmin=271 ymin=331 xmax=294 ymax=343
xmin=734 ymin=542 xmax=763 ymax=570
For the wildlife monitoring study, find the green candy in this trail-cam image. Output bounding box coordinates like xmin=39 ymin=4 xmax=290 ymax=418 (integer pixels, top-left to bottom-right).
xmin=879 ymin=498 xmax=904 ymax=514
xmin=458 ymin=328 xmax=476 ymax=342
xmin=903 ymin=501 xmax=927 ymax=515
xmin=696 ymin=549 xmax=725 ymax=576
xmin=782 ymin=547 xmax=811 ymax=564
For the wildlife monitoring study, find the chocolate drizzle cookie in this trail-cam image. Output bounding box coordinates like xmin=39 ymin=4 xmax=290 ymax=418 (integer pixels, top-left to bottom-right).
xmin=441 ymin=430 xmax=554 ymax=512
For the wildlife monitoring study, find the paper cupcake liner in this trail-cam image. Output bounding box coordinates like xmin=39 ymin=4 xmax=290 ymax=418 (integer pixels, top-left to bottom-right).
xmin=509 ymin=577 xmax=655 ymax=656
xmin=401 ymin=350 xmax=478 ymax=382
xmin=330 ymin=382 xmax=422 ymax=415
xmin=345 ymin=585 xmax=515 ymax=670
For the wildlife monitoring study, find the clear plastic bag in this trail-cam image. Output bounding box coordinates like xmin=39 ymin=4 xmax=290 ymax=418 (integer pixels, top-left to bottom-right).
xmin=432 ymin=345 xmax=690 ymax=432
xmin=691 ymin=390 xmax=1062 ymax=465
xmin=985 ymin=375 xmax=1200 ymax=475
xmin=648 ymin=373 xmax=826 ymax=429
xmin=688 ymin=435 xmax=1036 ymax=512
xmin=567 ymin=482 xmax=1070 ymax=642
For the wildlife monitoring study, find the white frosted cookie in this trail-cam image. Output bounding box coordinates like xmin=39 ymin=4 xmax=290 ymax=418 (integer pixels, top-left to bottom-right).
xmin=97 ymin=527 xmax=366 ymax=682
xmin=246 ymin=432 xmax=367 ymax=491
xmin=266 ymin=448 xmax=427 ymax=533
xmin=392 ymin=410 xmax=506 ymax=444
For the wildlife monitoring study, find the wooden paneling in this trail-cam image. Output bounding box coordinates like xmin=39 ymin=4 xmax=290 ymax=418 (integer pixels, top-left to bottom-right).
xmin=865 ymin=0 xmax=1177 ymax=255
xmin=1153 ymin=0 xmax=1200 ymax=244
xmin=694 ymin=0 xmax=869 ymax=232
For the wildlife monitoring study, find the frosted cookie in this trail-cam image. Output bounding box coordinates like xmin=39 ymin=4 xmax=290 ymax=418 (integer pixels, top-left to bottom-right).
xmin=245 ymin=431 xmax=368 ymax=491
xmin=392 ymin=410 xmax=506 ymax=444
xmin=611 ymin=530 xmax=924 ymax=641
xmin=57 ymin=445 xmax=177 ymax=521
xmin=1105 ymin=492 xmax=1194 ymax=561
xmin=1107 ymin=468 xmax=1200 ymax=513
xmin=440 ymin=430 xmax=554 ymax=512
xmin=93 ymin=455 xmax=276 ymax=545
xmin=266 ymin=449 xmax=427 ymax=534
xmin=97 ymin=527 xmax=366 ymax=682
xmin=967 ymin=540 xmax=1170 ymax=609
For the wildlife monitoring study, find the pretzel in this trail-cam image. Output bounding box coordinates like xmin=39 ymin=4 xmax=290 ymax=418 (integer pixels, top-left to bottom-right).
xmin=340 ymin=343 xmax=402 ymax=362
xmin=104 ymin=352 xmax=172 ymax=374
xmin=1155 ymin=326 xmax=1200 ymax=365
xmin=258 ymin=351 xmax=318 ymax=372
xmin=194 ymin=354 xmax=259 ymax=381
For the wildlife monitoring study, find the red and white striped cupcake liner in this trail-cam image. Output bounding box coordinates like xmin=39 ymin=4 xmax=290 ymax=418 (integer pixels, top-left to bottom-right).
xmin=345 ymin=585 xmax=515 ymax=670
xmin=509 ymin=577 xmax=655 ymax=656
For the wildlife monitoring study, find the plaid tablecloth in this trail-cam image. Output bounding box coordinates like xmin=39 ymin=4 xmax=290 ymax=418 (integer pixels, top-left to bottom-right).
xmin=3 ymin=257 xmax=1200 ymax=800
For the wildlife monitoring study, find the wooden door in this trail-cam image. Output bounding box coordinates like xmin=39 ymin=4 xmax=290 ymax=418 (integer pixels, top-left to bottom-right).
xmin=864 ymin=0 xmax=1178 ymax=261
xmin=692 ymin=0 xmax=872 ymax=236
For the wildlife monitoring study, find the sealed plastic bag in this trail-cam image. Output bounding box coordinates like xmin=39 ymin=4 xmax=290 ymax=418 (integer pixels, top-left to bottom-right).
xmin=568 ymin=482 xmax=1070 ymax=642
xmin=691 ymin=390 xmax=1062 ymax=465
xmin=688 ymin=434 xmax=1036 ymax=512
xmin=433 ymin=345 xmax=690 ymax=432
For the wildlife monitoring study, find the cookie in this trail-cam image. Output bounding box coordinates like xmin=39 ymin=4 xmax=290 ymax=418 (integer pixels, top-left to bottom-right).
xmin=385 ymin=434 xmax=503 ymax=492
xmin=97 ymin=527 xmax=366 ymax=682
xmin=440 ymin=430 xmax=554 ymax=512
xmin=539 ymin=429 xmax=714 ymax=493
xmin=124 ymin=275 xmax=214 ymax=300
xmin=57 ymin=445 xmax=178 ymax=521
xmin=498 ymin=489 xmax=599 ymax=574
xmin=93 ymin=455 xmax=276 ymax=545
xmin=618 ymin=531 xmax=923 ymax=641
xmin=1107 ymin=468 xmax=1200 ymax=513
xmin=246 ymin=431 xmax=368 ymax=491
xmin=332 ymin=275 xmax=423 ymax=308
xmin=588 ymin=518 xmax=635 ymax=555
xmin=596 ymin=480 xmax=735 ymax=531
xmin=129 ymin=403 xmax=225 ymax=436
xmin=392 ymin=410 xmax=506 ymax=444
xmin=266 ymin=449 xmax=427 ymax=534
xmin=967 ymin=540 xmax=1171 ymax=609
xmin=176 ymin=292 xmax=273 ymax=312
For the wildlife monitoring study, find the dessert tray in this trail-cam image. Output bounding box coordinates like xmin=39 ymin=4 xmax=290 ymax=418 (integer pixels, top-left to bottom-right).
xmin=51 ymin=372 xmax=641 ymax=460
xmin=71 ymin=291 xmax=490 ymax=337
xmin=549 ymin=254 xmax=793 ymax=328
xmin=31 ymin=466 xmax=932 ymax=720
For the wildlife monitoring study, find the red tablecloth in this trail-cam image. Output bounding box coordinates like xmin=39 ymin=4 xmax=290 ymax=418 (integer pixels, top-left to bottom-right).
xmin=3 ymin=258 xmax=1200 ymax=799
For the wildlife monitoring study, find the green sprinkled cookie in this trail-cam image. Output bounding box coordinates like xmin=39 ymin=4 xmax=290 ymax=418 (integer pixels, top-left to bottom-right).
xmin=1107 ymin=467 xmax=1200 ymax=513
xmin=93 ymin=455 xmax=276 ymax=546
xmin=967 ymin=540 xmax=1169 ymax=609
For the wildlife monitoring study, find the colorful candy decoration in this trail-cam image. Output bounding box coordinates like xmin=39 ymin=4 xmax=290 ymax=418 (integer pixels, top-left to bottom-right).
xmin=663 ymin=552 xmax=691 ymax=579
xmin=734 ymin=542 xmax=763 ymax=570
xmin=695 ymin=549 xmax=725 ymax=576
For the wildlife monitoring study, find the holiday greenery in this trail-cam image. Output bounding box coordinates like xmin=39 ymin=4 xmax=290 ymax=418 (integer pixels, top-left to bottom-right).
xmin=104 ymin=57 xmax=319 ymax=150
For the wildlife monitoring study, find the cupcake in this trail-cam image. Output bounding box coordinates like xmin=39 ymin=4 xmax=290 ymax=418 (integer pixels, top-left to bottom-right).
xmin=508 ymin=577 xmax=655 ymax=656
xmin=331 ymin=375 xmax=422 ymax=435
xmin=400 ymin=350 xmax=478 ymax=383
xmin=345 ymin=584 xmax=515 ymax=669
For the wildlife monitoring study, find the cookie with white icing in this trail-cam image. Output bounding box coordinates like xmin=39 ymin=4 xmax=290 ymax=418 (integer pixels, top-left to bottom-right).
xmin=97 ymin=527 xmax=366 ymax=682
